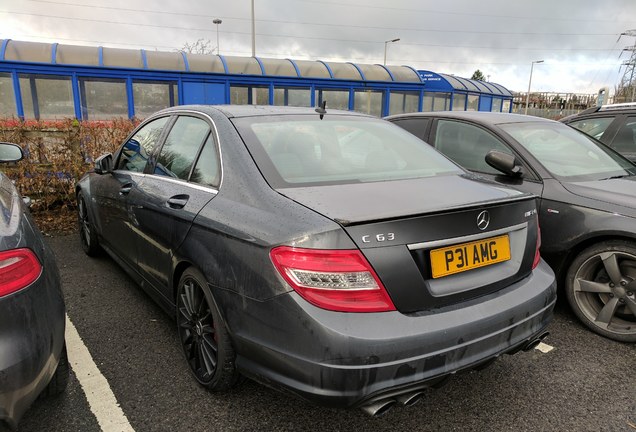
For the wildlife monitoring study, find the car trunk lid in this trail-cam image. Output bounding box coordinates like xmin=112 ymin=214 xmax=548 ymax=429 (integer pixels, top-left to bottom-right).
xmin=277 ymin=175 xmax=539 ymax=313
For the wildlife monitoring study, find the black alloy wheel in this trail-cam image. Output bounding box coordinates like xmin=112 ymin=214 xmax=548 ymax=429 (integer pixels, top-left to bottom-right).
xmin=566 ymin=241 xmax=636 ymax=342
xmin=176 ymin=268 xmax=239 ymax=391
xmin=77 ymin=191 xmax=100 ymax=256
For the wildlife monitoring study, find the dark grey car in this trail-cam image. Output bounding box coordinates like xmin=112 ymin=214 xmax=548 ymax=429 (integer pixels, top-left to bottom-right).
xmin=77 ymin=105 xmax=555 ymax=415
xmin=0 ymin=143 xmax=68 ymax=430
xmin=388 ymin=111 xmax=636 ymax=342
xmin=560 ymin=103 xmax=636 ymax=163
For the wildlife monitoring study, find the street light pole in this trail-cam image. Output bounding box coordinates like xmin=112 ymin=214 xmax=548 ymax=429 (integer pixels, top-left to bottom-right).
xmin=383 ymin=38 xmax=400 ymax=66
xmin=213 ymin=19 xmax=222 ymax=55
xmin=525 ymin=60 xmax=544 ymax=115
xmin=251 ymin=0 xmax=256 ymax=57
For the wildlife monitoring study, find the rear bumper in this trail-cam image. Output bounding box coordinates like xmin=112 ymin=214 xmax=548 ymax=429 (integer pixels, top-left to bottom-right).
xmin=223 ymin=260 xmax=556 ymax=408
xmin=0 ymin=268 xmax=66 ymax=430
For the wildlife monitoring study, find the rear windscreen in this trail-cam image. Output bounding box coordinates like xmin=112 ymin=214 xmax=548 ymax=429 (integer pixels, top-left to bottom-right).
xmin=232 ymin=115 xmax=462 ymax=188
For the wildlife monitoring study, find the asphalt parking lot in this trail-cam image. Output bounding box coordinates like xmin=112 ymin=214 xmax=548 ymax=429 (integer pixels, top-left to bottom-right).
xmin=17 ymin=234 xmax=636 ymax=432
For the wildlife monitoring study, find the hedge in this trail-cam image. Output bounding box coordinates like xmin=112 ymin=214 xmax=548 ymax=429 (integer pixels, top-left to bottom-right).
xmin=0 ymin=118 xmax=138 ymax=210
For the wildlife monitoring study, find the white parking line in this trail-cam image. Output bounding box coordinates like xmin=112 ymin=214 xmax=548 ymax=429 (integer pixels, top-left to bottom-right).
xmin=535 ymin=342 xmax=555 ymax=353
xmin=65 ymin=315 xmax=135 ymax=432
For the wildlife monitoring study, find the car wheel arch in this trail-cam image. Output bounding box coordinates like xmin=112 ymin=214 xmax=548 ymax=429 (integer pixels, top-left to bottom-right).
xmin=172 ymin=260 xmax=192 ymax=303
xmin=171 ymin=260 xmax=225 ymax=315
xmin=556 ymin=233 xmax=636 ymax=282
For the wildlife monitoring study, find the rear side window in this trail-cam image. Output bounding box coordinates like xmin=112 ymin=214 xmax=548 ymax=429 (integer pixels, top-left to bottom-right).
xmin=568 ymin=116 xmax=614 ymax=141
xmin=433 ymin=120 xmax=511 ymax=174
xmin=391 ymin=118 xmax=430 ymax=141
xmin=190 ymin=135 xmax=221 ymax=187
xmin=155 ymin=116 xmax=210 ymax=180
xmin=116 ymin=116 xmax=169 ymax=172
xmin=610 ymin=117 xmax=636 ymax=154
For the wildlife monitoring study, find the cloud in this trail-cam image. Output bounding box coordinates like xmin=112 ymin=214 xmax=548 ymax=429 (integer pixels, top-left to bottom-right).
xmin=1 ymin=0 xmax=635 ymax=93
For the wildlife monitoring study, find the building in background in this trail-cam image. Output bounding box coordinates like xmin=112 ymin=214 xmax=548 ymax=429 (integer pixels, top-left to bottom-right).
xmin=0 ymin=39 xmax=514 ymax=121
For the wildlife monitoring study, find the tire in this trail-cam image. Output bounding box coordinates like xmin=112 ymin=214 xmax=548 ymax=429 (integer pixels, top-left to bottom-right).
xmin=77 ymin=191 xmax=101 ymax=257
xmin=565 ymin=240 xmax=636 ymax=342
xmin=176 ymin=268 xmax=240 ymax=391
xmin=40 ymin=343 xmax=69 ymax=398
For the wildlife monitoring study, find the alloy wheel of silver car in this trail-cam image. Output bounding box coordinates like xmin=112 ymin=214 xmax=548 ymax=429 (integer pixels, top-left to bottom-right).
xmin=566 ymin=241 xmax=636 ymax=342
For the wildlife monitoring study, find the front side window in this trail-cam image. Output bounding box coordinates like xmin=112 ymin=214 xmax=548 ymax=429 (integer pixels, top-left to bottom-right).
xmin=232 ymin=115 xmax=461 ymax=188
xmin=568 ymin=116 xmax=615 ymax=141
xmin=434 ymin=120 xmax=512 ymax=174
xmin=116 ymin=116 xmax=169 ymax=172
xmin=155 ymin=116 xmax=210 ymax=180
xmin=500 ymin=122 xmax=636 ymax=181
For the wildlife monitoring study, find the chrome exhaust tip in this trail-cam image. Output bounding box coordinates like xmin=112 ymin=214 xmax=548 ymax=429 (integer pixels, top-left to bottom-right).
xmin=397 ymin=391 xmax=425 ymax=407
xmin=360 ymin=399 xmax=397 ymax=417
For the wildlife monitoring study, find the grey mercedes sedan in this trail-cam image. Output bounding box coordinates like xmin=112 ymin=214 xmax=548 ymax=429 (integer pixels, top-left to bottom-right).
xmin=76 ymin=105 xmax=555 ymax=416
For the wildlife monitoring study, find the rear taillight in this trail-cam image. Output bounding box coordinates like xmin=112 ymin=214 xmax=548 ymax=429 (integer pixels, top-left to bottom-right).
xmin=532 ymin=221 xmax=542 ymax=270
xmin=270 ymin=246 xmax=396 ymax=312
xmin=0 ymin=248 xmax=42 ymax=297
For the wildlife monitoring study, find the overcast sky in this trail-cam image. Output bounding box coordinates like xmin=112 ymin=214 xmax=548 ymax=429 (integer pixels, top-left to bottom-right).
xmin=2 ymin=0 xmax=636 ymax=95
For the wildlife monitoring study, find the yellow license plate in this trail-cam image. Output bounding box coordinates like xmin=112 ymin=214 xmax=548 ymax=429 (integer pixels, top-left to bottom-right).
xmin=429 ymin=235 xmax=511 ymax=278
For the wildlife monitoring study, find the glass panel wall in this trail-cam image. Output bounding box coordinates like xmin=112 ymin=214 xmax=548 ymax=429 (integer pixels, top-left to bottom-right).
xmin=502 ymin=99 xmax=511 ymax=113
xmin=0 ymin=74 xmax=16 ymax=117
xmin=19 ymin=74 xmax=75 ymax=119
xmin=452 ymin=93 xmax=466 ymax=111
xmin=467 ymin=94 xmax=479 ymax=111
xmin=389 ymin=91 xmax=420 ymax=115
xmin=492 ymin=98 xmax=503 ymax=112
xmin=79 ymin=78 xmax=128 ymax=120
xmin=230 ymin=85 xmax=269 ymax=105
xmin=432 ymin=92 xmax=450 ymax=111
xmin=423 ymin=92 xmax=434 ymax=112
xmin=133 ymin=81 xmax=178 ymax=118
xmin=274 ymin=87 xmax=311 ymax=107
xmin=353 ymin=90 xmax=384 ymax=117
xmin=315 ymin=89 xmax=349 ymax=111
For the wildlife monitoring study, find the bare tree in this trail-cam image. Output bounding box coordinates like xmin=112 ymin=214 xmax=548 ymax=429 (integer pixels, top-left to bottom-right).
xmin=180 ymin=39 xmax=214 ymax=55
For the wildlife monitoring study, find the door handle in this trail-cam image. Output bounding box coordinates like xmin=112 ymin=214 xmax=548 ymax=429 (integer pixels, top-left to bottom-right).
xmin=119 ymin=183 xmax=133 ymax=195
xmin=167 ymin=194 xmax=189 ymax=209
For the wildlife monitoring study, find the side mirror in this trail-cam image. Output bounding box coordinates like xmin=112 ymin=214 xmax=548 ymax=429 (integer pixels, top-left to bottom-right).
xmin=485 ymin=150 xmax=524 ymax=177
xmin=0 ymin=143 xmax=24 ymax=163
xmin=94 ymin=153 xmax=113 ymax=175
